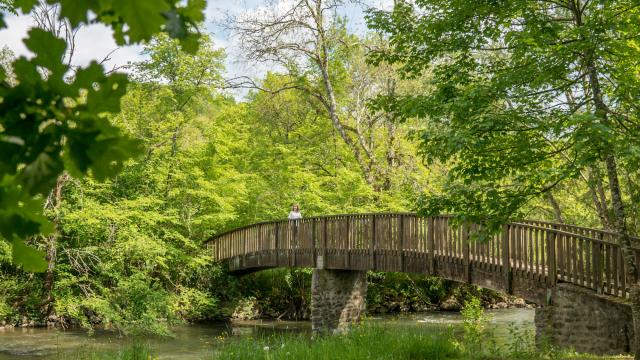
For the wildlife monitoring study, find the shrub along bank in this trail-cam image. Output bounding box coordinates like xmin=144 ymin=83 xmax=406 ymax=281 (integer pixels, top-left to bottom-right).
xmin=229 ymin=269 xmax=529 ymax=321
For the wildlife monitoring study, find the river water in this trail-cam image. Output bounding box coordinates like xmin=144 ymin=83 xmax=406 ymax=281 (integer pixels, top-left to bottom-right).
xmin=0 ymin=309 xmax=534 ymax=359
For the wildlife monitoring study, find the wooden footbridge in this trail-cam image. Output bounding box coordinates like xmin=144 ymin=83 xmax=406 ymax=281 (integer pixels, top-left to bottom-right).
xmin=206 ymin=213 xmax=639 ymax=353
xmin=206 ymin=213 xmax=638 ymax=304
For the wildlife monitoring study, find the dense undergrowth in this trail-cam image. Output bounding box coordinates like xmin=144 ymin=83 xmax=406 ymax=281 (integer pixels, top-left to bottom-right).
xmin=231 ymin=269 xmax=517 ymax=321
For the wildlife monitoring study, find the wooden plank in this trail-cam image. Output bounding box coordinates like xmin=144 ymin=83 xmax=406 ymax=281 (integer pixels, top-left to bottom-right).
xmin=463 ymin=223 xmax=470 ymax=283
xmin=370 ymin=214 xmax=376 ymax=270
xmin=578 ymin=238 xmax=584 ymax=286
xmin=312 ymin=219 xmax=317 ymax=267
xmin=605 ymin=244 xmax=612 ymax=295
xmin=546 ymin=226 xmax=556 ymax=287
xmin=516 ymin=224 xmax=522 ymax=276
xmin=428 ymin=217 xmax=435 ymax=273
xmin=612 ymin=246 xmax=619 ymax=296
xmin=400 ymin=214 xmax=405 ymax=272
xmin=346 ymin=217 xmax=351 ymax=269
xmin=528 ymin=227 xmax=534 ymax=279
xmin=560 ymin=233 xmax=566 ymax=281
xmin=585 ymin=239 xmax=591 ymax=289
xmin=502 ymin=224 xmax=511 ymax=294
xmin=535 ymin=227 xmax=541 ymax=281
xmin=567 ymin=235 xmax=573 ymax=283
xmin=492 ymin=232 xmax=498 ymax=271
xmin=619 ymin=248 xmax=626 ymax=298
xmin=593 ymin=242 xmax=602 ymax=293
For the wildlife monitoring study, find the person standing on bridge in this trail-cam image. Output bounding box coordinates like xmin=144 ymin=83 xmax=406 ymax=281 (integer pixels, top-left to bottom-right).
xmin=288 ymin=204 xmax=302 ymax=220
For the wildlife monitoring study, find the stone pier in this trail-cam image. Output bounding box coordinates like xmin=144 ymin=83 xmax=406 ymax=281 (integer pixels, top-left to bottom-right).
xmin=310 ymin=268 xmax=367 ymax=334
xmin=535 ymin=283 xmax=634 ymax=355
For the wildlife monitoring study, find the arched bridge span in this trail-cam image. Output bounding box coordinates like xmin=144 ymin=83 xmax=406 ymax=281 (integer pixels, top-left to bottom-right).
xmin=206 ymin=213 xmax=640 ymax=354
xmin=206 ymin=213 xmax=637 ymax=304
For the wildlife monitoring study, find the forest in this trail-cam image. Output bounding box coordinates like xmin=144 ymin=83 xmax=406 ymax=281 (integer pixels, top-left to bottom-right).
xmin=1 ymin=0 xmax=640 ymax=358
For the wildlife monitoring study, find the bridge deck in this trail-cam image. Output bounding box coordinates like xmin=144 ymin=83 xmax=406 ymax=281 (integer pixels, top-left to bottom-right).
xmin=205 ymin=213 xmax=639 ymax=303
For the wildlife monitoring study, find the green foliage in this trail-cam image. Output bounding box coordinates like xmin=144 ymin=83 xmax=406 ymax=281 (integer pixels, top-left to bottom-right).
xmin=13 ymin=0 xmax=204 ymax=51
xmin=0 ymin=34 xmax=232 ymax=333
xmin=0 ymin=28 xmax=141 ymax=270
xmin=367 ymin=272 xmax=443 ymax=313
xmin=237 ymin=269 xmax=312 ymax=320
xmin=169 ymin=286 xmax=218 ymax=322
xmin=506 ymin=323 xmax=537 ymax=359
xmin=459 ymin=297 xmax=490 ymax=354
xmin=109 ymin=273 xmax=172 ymax=334
xmin=367 ymin=0 xmax=640 ymax=233
xmin=0 ymin=0 xmax=207 ymax=271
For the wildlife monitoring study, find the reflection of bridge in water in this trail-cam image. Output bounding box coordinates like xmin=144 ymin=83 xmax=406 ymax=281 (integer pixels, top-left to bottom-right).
xmin=205 ymin=213 xmax=639 ymax=355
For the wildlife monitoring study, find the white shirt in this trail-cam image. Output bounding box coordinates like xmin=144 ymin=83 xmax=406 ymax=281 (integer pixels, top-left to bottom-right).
xmin=288 ymin=211 xmax=302 ymax=220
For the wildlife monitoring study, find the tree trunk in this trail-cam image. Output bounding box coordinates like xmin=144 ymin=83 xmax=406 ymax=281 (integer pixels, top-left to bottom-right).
xmin=312 ymin=1 xmax=376 ymax=188
xmin=587 ymin=166 xmax=612 ymax=230
xmin=569 ymin=0 xmax=639 ymax=352
xmin=41 ymin=173 xmax=68 ymax=318
xmin=605 ymin=154 xmax=640 ymax=356
xmin=586 ymin=49 xmax=639 ymax=359
xmin=546 ymin=192 xmax=564 ymax=223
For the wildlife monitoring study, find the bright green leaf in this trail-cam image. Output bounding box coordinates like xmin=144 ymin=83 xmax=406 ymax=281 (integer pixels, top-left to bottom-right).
xmin=11 ymin=238 xmax=47 ymax=272
xmin=23 ymin=28 xmax=67 ymax=75
xmin=13 ymin=0 xmax=37 ymax=13
xmin=112 ymin=0 xmax=169 ymax=42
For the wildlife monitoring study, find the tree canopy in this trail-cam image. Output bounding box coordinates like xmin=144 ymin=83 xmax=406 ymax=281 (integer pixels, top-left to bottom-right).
xmin=367 ymin=0 xmax=640 ymax=233
xmin=0 ymin=0 xmax=206 ymax=271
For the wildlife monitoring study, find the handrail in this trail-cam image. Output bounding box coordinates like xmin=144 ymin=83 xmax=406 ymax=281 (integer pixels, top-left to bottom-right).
xmin=204 ymin=212 xmax=420 ymax=244
xmin=205 ymin=213 xmax=633 ymax=245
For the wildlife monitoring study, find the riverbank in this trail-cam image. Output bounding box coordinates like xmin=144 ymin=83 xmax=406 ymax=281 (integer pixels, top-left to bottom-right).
xmin=0 ymin=309 xmax=631 ymax=360
xmin=0 ymin=270 xmax=532 ymax=331
xmin=50 ymin=321 xmax=631 ymax=360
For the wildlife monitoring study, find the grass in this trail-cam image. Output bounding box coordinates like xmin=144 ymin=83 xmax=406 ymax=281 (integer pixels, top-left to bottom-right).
xmin=55 ymin=341 xmax=155 ymax=360
xmin=214 ymin=323 xmax=460 ymax=360
xmin=212 ymin=322 xmax=633 ymax=360
xmin=53 ymin=322 xmax=633 ymax=360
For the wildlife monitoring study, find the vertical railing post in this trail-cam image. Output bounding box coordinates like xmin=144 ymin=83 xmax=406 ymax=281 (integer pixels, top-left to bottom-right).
xmin=243 ymin=228 xmax=248 ymax=252
xmin=546 ymin=226 xmax=557 ymax=287
xmin=428 ymin=217 xmax=435 ymax=274
xmin=292 ymin=220 xmax=297 ymax=267
xmin=595 ymin=233 xmax=603 ymax=294
xmin=275 ymin=222 xmax=280 ymax=267
xmin=370 ymin=214 xmax=376 ymax=270
xmin=345 ymin=217 xmax=351 ymax=268
xmin=502 ymin=224 xmax=512 ymax=294
xmin=463 ymin=223 xmax=470 ymax=283
xmin=399 ymin=214 xmax=405 ymax=272
xmin=312 ymin=218 xmax=317 ymax=268
xmin=323 ymin=217 xmax=328 ymax=268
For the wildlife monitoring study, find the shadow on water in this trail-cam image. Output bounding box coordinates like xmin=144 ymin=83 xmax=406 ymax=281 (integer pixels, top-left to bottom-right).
xmin=0 ymin=309 xmax=534 ymax=359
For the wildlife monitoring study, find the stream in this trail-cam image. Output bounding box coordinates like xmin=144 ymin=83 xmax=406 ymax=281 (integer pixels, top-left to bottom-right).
xmin=0 ymin=308 xmax=534 ymax=359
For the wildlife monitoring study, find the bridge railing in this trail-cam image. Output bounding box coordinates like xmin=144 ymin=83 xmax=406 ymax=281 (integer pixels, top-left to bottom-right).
xmin=205 ymin=213 xmax=639 ymax=299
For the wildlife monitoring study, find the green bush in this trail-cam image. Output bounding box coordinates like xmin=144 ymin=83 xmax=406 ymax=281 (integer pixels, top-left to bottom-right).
xmin=237 ymin=268 xmax=312 ymax=320
xmin=367 ymin=272 xmax=444 ymax=313
xmin=215 ymin=323 xmax=461 ymax=360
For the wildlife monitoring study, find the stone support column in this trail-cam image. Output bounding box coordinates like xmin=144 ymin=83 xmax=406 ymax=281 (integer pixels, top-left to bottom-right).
xmin=535 ymin=283 xmax=634 ymax=355
xmin=311 ymin=268 xmax=367 ymax=334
